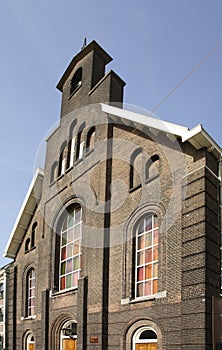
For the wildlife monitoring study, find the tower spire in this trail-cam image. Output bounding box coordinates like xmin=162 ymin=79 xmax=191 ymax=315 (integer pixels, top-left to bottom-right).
xmin=81 ymin=37 xmax=87 ymax=50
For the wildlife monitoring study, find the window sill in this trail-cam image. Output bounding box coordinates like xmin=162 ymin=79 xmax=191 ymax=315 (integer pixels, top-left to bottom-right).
xmin=21 ymin=315 xmax=36 ymax=321
xmin=57 ymin=173 xmax=65 ymax=181
xmin=85 ymin=149 xmax=94 ymax=158
xmin=50 ymin=287 xmax=78 ymax=298
xmin=74 ymin=158 xmax=83 ymax=166
xmin=129 ymin=183 xmax=142 ymax=193
xmin=121 ymin=291 xmax=166 ymax=305
xmin=65 ymin=166 xmax=73 ymax=174
xmin=145 ymin=174 xmax=159 ymax=185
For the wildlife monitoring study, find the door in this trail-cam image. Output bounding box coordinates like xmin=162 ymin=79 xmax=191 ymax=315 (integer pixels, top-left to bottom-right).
xmin=62 ymin=339 xmax=77 ymax=350
xmin=136 ymin=344 xmax=157 ymax=350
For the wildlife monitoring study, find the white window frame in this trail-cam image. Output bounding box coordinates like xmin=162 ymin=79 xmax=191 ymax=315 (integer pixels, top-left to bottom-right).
xmin=135 ymin=214 xmax=159 ymax=298
xmin=133 ymin=327 xmax=157 ymax=350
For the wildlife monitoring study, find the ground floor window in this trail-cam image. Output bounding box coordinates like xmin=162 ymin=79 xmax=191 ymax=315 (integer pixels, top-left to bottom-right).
xmin=61 ymin=320 xmax=77 ymax=350
xmin=133 ymin=327 xmax=157 ymax=350
xmin=26 ymin=334 xmax=35 ymax=350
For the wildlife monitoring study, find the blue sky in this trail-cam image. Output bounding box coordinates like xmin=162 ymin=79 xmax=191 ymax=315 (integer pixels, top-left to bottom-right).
xmin=0 ymin=0 xmax=221 ymax=265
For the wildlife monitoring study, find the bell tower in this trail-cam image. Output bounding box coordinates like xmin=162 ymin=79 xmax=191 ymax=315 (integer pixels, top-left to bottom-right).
xmin=57 ymin=40 xmax=126 ymax=118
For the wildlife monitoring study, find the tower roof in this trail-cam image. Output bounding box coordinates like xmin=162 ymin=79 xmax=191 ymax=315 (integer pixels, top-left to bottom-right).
xmin=57 ymin=40 xmax=113 ymax=92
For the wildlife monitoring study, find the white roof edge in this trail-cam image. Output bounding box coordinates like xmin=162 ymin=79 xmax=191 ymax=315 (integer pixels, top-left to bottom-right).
xmin=3 ymin=168 xmax=44 ymax=259
xmin=101 ymin=104 xmax=222 ymax=158
xmin=100 ymin=103 xmax=189 ymax=136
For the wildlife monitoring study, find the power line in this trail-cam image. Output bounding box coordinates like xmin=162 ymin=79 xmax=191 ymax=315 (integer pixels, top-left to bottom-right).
xmin=152 ymin=42 xmax=222 ymax=113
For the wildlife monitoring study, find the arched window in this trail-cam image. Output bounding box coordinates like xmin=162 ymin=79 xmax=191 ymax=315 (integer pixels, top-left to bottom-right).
xmin=25 ymin=238 xmax=31 ymax=253
xmin=58 ymin=142 xmax=67 ymax=177
xmin=133 ymin=327 xmax=157 ymax=350
xmin=59 ymin=206 xmax=83 ymax=291
xmin=26 ymin=334 xmax=35 ymax=350
xmin=70 ymin=67 xmax=82 ymax=95
xmin=26 ymin=269 xmax=35 ymax=317
xmin=0 ymin=309 xmax=3 ymax=322
xmin=75 ymin=123 xmax=85 ymax=161
xmin=31 ymin=222 xmax=37 ymax=249
xmin=60 ymin=320 xmax=77 ymax=350
xmin=130 ymin=148 xmax=142 ymax=190
xmin=50 ymin=161 xmax=58 ymax=183
xmin=135 ymin=214 xmax=159 ymax=298
xmin=146 ymin=155 xmax=160 ymax=182
xmin=67 ymin=120 xmax=77 ymax=169
xmin=86 ymin=127 xmax=96 ymax=154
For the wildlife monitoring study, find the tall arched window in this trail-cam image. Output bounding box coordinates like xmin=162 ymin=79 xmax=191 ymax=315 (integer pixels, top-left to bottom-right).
xmin=58 ymin=142 xmax=67 ymax=177
xmin=60 ymin=320 xmax=77 ymax=350
xmin=26 ymin=269 xmax=35 ymax=317
xmin=130 ymin=148 xmax=142 ymax=190
xmin=50 ymin=161 xmax=58 ymax=183
xmin=67 ymin=120 xmax=77 ymax=169
xmin=133 ymin=327 xmax=157 ymax=350
xmin=59 ymin=206 xmax=83 ymax=291
xmin=75 ymin=123 xmax=85 ymax=161
xmin=26 ymin=334 xmax=35 ymax=350
xmin=70 ymin=67 xmax=82 ymax=95
xmin=31 ymin=222 xmax=37 ymax=249
xmin=86 ymin=126 xmax=96 ymax=154
xmin=135 ymin=214 xmax=159 ymax=298
xmin=146 ymin=155 xmax=160 ymax=182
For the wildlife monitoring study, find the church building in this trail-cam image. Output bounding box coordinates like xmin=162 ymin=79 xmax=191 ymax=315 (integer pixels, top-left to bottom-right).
xmin=4 ymin=40 xmax=222 ymax=350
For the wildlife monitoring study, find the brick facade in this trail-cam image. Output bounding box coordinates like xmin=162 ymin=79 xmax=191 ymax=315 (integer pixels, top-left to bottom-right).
xmin=4 ymin=41 xmax=222 ymax=350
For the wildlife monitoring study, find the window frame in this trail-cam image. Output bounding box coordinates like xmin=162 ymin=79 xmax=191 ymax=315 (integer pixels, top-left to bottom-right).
xmin=59 ymin=206 xmax=83 ymax=292
xmin=26 ymin=268 xmax=36 ymax=317
xmin=135 ymin=214 xmax=159 ymax=298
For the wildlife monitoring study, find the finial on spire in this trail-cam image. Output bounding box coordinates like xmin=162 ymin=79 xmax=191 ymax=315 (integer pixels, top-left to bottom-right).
xmin=81 ymin=37 xmax=87 ymax=50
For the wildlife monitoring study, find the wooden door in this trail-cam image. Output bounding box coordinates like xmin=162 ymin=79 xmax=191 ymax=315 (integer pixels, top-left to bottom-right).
xmin=136 ymin=344 xmax=157 ymax=350
xmin=62 ymin=339 xmax=77 ymax=350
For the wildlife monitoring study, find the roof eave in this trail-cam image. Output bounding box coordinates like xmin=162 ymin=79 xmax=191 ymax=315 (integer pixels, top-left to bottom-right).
xmin=3 ymin=168 xmax=44 ymax=259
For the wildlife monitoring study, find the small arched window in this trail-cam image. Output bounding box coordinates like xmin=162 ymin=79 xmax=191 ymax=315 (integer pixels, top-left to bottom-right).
xmin=146 ymin=155 xmax=160 ymax=182
xmin=70 ymin=67 xmax=82 ymax=95
xmin=60 ymin=320 xmax=77 ymax=350
xmin=26 ymin=334 xmax=35 ymax=350
xmin=133 ymin=327 xmax=157 ymax=350
xmin=26 ymin=269 xmax=35 ymax=317
xmin=75 ymin=123 xmax=85 ymax=161
xmin=59 ymin=206 xmax=83 ymax=291
xmin=58 ymin=142 xmax=67 ymax=177
xmin=135 ymin=214 xmax=159 ymax=298
xmin=86 ymin=127 xmax=96 ymax=154
xmin=50 ymin=161 xmax=58 ymax=183
xmin=67 ymin=120 xmax=77 ymax=169
xmin=25 ymin=238 xmax=31 ymax=253
xmin=130 ymin=148 xmax=142 ymax=190
xmin=31 ymin=222 xmax=37 ymax=249
xmin=0 ymin=309 xmax=3 ymax=322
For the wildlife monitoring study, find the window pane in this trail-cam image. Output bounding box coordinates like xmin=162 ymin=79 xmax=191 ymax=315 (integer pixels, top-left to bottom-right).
xmin=138 ymin=235 xmax=145 ymax=250
xmin=145 ymin=232 xmax=152 ymax=247
xmin=66 ymin=274 xmax=72 ymax=289
xmin=60 ymin=276 xmax=65 ymax=290
xmin=145 ymin=264 xmax=152 ymax=280
xmin=145 ymin=216 xmax=152 ymax=231
xmin=137 ymin=251 xmax=144 ymax=266
xmin=153 ymin=263 xmax=158 ymax=278
xmin=145 ymin=248 xmax=152 ymax=263
xmin=67 ymin=244 xmax=73 ymax=259
xmin=73 ymin=256 xmax=80 ymax=271
xmin=62 ymin=217 xmax=67 ymax=232
xmin=74 ymin=224 xmax=81 ymax=240
xmin=72 ymin=271 xmax=79 ymax=288
xmin=62 ymin=232 xmax=67 ymax=246
xmin=153 ymin=279 xmax=158 ymax=294
xmin=68 ymin=212 xmax=74 ymax=228
xmin=61 ymin=247 xmax=66 ymax=261
xmin=75 ymin=207 xmax=81 ymax=224
xmin=153 ymin=246 xmax=158 ymax=261
xmin=137 ymin=221 xmax=144 ymax=235
xmin=137 ymin=283 xmax=144 ymax=297
xmin=66 ymin=259 xmax=72 ymax=273
xmin=153 ymin=229 xmax=158 ymax=245
xmin=137 ymin=267 xmax=144 ymax=281
xmin=144 ymin=281 xmax=151 ymax=295
xmin=67 ymin=228 xmax=73 ymax=243
xmin=61 ymin=262 xmax=66 ymax=275
xmin=73 ymin=240 xmax=80 ymax=255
